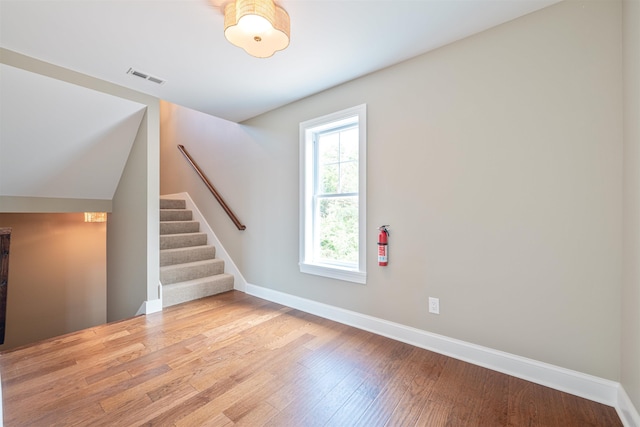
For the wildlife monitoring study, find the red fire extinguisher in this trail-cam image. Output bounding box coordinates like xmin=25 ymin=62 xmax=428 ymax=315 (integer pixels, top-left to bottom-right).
xmin=378 ymin=225 xmax=389 ymax=266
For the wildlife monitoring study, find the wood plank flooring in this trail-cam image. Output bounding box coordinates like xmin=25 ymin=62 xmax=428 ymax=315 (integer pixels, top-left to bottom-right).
xmin=0 ymin=291 xmax=622 ymax=426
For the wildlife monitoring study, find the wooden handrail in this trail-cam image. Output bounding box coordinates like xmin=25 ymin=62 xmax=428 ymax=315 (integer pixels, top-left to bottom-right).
xmin=177 ymin=145 xmax=246 ymax=231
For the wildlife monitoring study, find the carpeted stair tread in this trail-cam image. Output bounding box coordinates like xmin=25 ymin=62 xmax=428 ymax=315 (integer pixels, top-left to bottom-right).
xmin=160 ymin=199 xmax=186 ymax=209
xmin=160 ymin=220 xmax=200 ymax=235
xmin=160 ymin=209 xmax=193 ymax=222
xmin=160 ymin=245 xmax=217 ymax=267
xmin=162 ymin=274 xmax=234 ymax=308
xmin=160 ymin=232 xmax=207 ymax=250
xmin=160 ymin=258 xmax=225 ymax=285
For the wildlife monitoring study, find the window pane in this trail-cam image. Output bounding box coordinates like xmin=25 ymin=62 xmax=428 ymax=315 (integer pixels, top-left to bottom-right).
xmin=317 ymin=126 xmax=359 ymax=195
xmin=340 ymin=128 xmax=358 ymax=161
xmin=316 ymin=196 xmax=358 ymax=265
xmin=340 ymin=160 xmax=358 ymax=193
xmin=319 ymin=163 xmax=338 ymax=194
xmin=318 ymin=132 xmax=339 ymax=164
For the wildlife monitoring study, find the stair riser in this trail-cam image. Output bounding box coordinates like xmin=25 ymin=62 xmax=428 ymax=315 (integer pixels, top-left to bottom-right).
xmin=160 ymin=233 xmax=207 ymax=250
xmin=160 ymin=210 xmax=193 ymax=221
xmin=160 ymin=221 xmax=200 ymax=235
xmin=160 ymin=246 xmax=216 ymax=267
xmin=162 ymin=274 xmax=234 ymax=308
xmin=160 ymin=199 xmax=186 ymax=210
xmin=160 ymin=260 xmax=225 ymax=285
xmin=159 ymin=198 xmax=234 ymax=308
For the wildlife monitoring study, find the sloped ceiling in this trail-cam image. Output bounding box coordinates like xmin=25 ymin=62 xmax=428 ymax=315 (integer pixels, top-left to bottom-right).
xmin=0 ymin=64 xmax=146 ymax=201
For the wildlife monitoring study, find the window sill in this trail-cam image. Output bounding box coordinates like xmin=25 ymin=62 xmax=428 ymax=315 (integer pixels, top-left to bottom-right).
xmin=299 ymin=262 xmax=366 ymax=284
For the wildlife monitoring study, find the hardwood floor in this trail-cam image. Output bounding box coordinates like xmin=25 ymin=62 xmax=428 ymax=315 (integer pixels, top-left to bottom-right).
xmin=0 ymin=291 xmax=622 ymax=426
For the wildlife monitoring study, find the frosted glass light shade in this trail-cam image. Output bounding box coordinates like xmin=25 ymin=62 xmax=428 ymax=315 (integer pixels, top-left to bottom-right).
xmin=224 ymin=0 xmax=290 ymax=58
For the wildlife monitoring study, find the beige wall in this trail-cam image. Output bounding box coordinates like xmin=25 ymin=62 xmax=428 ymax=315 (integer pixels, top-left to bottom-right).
xmin=622 ymin=0 xmax=640 ymax=412
xmin=162 ymin=0 xmax=623 ymax=380
xmin=0 ymin=213 xmax=106 ymax=350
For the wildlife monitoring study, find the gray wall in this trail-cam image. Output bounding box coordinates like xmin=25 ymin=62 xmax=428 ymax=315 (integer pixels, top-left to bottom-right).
xmin=622 ymin=0 xmax=640 ymax=412
xmin=161 ymin=0 xmax=624 ymax=382
xmin=108 ymin=110 xmax=160 ymax=321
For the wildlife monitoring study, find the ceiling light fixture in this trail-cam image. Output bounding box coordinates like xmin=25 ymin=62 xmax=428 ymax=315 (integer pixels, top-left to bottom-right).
xmin=224 ymin=0 xmax=290 ymax=58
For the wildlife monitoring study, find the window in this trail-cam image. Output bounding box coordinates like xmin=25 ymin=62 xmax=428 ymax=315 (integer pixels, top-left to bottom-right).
xmin=299 ymin=104 xmax=366 ymax=284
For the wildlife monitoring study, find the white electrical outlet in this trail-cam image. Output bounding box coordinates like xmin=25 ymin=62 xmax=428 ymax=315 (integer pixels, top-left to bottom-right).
xmin=429 ymin=297 xmax=440 ymax=314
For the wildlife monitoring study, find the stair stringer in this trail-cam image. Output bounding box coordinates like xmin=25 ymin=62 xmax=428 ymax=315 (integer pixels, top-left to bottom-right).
xmin=161 ymin=192 xmax=247 ymax=294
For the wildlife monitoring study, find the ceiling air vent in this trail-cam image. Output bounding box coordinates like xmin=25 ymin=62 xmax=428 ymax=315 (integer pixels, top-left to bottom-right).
xmin=126 ymin=68 xmax=166 ymax=85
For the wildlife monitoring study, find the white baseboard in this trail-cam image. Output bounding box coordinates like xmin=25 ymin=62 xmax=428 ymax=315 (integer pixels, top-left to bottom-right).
xmin=618 ymin=386 xmax=640 ymax=427
xmin=145 ymin=298 xmax=163 ymax=315
xmin=136 ymin=298 xmax=162 ymax=316
xmin=245 ymin=283 xmax=636 ymax=426
xmin=161 ymin=192 xmax=248 ymax=292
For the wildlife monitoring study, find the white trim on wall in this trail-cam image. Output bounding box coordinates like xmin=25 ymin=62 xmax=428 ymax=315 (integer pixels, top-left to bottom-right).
xmin=245 ymin=283 xmax=637 ymax=426
xmin=299 ymin=104 xmax=368 ymax=284
xmin=618 ymin=386 xmax=640 ymax=427
xmin=161 ymin=192 xmax=248 ymax=293
xmin=137 ymin=297 xmax=162 ymax=316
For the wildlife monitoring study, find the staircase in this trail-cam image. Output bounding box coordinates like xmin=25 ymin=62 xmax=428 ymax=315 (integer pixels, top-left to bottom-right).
xmin=160 ymin=199 xmax=234 ymax=307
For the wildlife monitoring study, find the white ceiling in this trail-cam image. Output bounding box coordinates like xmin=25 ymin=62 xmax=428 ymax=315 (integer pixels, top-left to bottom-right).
xmin=0 ymin=0 xmax=559 ymax=204
xmin=0 ymin=0 xmax=559 ymax=123
xmin=0 ymin=63 xmax=146 ymax=200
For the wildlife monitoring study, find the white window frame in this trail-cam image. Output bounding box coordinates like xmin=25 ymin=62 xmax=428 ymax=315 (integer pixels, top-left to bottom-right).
xmin=299 ymin=104 xmax=367 ymax=284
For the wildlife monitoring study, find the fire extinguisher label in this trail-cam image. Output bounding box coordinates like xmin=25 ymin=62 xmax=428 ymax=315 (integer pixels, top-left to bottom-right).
xmin=378 ymin=244 xmax=387 ymax=263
